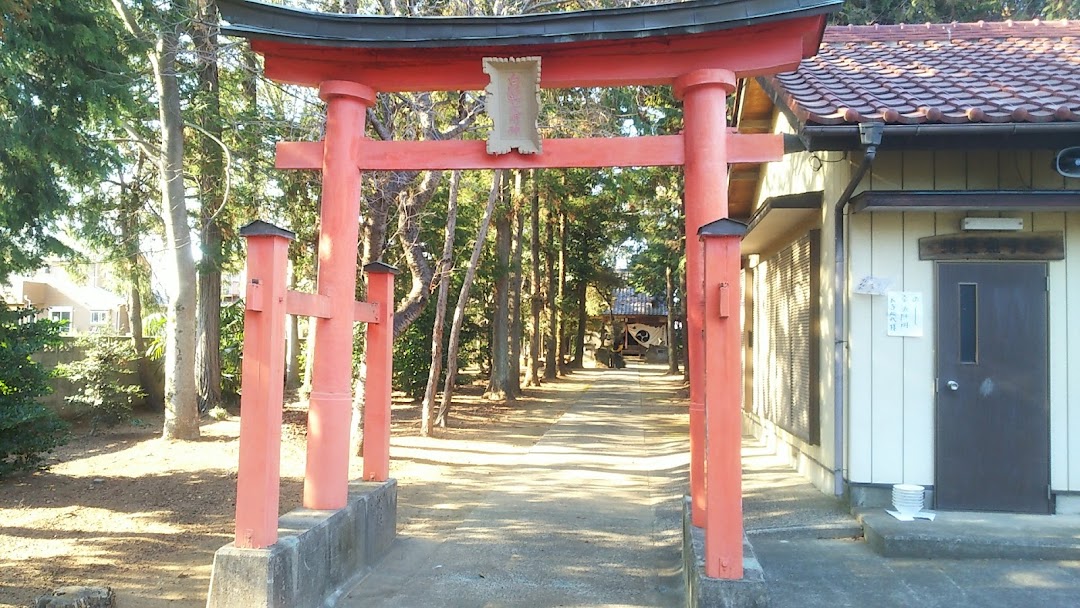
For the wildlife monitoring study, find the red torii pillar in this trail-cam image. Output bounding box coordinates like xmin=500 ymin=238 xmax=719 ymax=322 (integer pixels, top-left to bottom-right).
xmin=305 ymin=81 xmax=377 ymax=510
xmin=675 ymin=69 xmax=736 ymax=529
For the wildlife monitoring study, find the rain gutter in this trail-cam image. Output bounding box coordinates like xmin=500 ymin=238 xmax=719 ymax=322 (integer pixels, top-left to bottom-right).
xmin=803 ymin=122 xmax=1080 ymax=138
xmin=830 ymin=122 xmax=883 ymax=497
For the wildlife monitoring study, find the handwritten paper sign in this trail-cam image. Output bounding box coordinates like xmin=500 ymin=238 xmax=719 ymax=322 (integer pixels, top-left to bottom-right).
xmin=854 ymin=275 xmax=893 ymax=295
xmin=483 ymin=57 xmax=542 ymax=155
xmin=887 ymin=291 xmax=923 ymax=337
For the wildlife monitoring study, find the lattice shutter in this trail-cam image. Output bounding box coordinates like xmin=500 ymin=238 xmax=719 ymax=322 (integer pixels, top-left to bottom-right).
xmin=754 ymin=232 xmax=819 ymax=444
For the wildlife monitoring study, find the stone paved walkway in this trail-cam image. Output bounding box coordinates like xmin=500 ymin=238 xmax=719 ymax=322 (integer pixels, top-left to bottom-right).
xmin=340 ymin=366 xmax=689 ymax=608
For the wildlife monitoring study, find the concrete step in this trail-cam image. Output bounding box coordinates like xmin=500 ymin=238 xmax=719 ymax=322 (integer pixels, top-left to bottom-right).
xmin=858 ymin=509 xmax=1080 ymax=560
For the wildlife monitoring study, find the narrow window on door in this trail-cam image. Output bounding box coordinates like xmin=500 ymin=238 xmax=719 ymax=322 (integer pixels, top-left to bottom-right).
xmin=959 ymin=283 xmax=977 ymax=364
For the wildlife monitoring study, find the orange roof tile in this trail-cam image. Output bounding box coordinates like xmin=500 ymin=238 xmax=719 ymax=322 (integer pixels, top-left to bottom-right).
xmin=763 ymin=20 xmax=1080 ymax=126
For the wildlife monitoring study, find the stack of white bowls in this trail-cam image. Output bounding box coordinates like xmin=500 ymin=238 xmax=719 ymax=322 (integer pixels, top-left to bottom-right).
xmin=892 ymin=484 xmax=925 ymax=515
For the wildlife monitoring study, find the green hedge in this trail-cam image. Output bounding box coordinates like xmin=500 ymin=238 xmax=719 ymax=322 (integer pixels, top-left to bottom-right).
xmin=0 ymin=307 xmax=68 ymax=477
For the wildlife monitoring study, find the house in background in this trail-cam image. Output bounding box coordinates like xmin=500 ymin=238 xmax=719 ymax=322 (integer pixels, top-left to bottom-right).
xmin=3 ymin=262 xmax=129 ymax=335
xmin=733 ymin=20 xmax=1080 ymax=514
xmin=601 ymin=286 xmax=670 ymax=361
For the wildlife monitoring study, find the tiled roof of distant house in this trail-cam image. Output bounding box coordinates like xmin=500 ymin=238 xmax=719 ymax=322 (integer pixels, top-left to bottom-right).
xmin=761 ymin=20 xmax=1080 ymax=126
xmin=606 ymin=287 xmax=668 ymax=317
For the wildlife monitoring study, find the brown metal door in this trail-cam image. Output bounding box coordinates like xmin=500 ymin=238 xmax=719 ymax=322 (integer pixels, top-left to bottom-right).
xmin=936 ymin=262 xmax=1050 ymax=513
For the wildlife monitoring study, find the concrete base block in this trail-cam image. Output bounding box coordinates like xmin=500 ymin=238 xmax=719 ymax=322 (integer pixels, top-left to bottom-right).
xmin=207 ymin=479 xmax=397 ymax=608
xmin=682 ymin=497 xmax=769 ymax=608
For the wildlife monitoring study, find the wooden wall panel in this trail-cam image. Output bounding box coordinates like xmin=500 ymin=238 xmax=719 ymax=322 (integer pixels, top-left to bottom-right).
xmin=934 ymin=150 xmax=967 ymax=190
xmin=901 ymin=212 xmax=936 ymax=485
xmin=870 ymin=212 xmax=906 ymax=483
xmin=1033 ymin=149 xmax=1068 ymax=190
xmin=966 ymin=150 xmax=1000 ymax=189
xmin=902 ymin=151 xmax=935 ymax=190
xmin=870 ymin=151 xmax=903 ymax=191
xmin=847 ymin=211 xmax=875 ymax=483
xmin=999 ymin=150 xmax=1033 ymax=190
xmin=1037 ymin=212 xmax=1070 ymax=491
xmin=1064 ymin=214 xmax=1080 ymax=491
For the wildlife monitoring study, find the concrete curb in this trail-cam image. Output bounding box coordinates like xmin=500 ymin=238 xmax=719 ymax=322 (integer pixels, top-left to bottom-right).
xmin=682 ymin=497 xmax=769 ymax=608
xmin=207 ymin=479 xmax=397 ymax=608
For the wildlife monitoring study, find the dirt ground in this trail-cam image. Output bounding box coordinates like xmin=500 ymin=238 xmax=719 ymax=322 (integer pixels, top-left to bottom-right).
xmin=0 ymin=374 xmax=588 ymax=607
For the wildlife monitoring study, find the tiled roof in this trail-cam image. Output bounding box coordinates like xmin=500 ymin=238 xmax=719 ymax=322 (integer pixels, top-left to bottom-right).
xmin=606 ymin=287 xmax=668 ymax=317
xmin=764 ymin=20 xmax=1080 ymax=126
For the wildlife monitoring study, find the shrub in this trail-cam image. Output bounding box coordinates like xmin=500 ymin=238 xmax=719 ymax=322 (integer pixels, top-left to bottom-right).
xmin=220 ymin=299 xmax=245 ymax=401
xmin=393 ymin=302 xmax=437 ymax=401
xmin=57 ymin=337 xmax=144 ymax=433
xmin=0 ymin=307 xmax=68 ymax=477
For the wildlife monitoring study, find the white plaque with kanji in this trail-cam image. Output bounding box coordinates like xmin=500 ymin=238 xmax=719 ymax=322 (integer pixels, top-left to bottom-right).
xmin=483 ymin=57 xmax=542 ymax=155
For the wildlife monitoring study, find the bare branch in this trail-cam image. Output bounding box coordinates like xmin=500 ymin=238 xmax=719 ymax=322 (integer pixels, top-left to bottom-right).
xmin=110 ymin=0 xmax=145 ymax=40
xmin=393 ymin=169 xmax=444 ymax=336
xmin=184 ymin=121 xmax=233 ymax=230
xmin=120 ymin=123 xmax=159 ymax=160
xmin=366 ymin=107 xmax=394 ymax=141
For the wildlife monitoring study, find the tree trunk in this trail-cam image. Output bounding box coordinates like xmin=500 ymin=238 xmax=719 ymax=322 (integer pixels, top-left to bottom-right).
xmin=508 ymin=173 xmax=525 ymax=397
xmin=284 ymin=257 xmax=301 ymax=390
xmin=120 ymin=150 xmax=162 ymax=411
xmin=154 ymin=31 xmax=200 ymax=440
xmin=193 ymin=0 xmax=224 ymax=414
xmin=300 ymin=253 xmax=318 ymax=401
xmin=556 ymin=211 xmax=568 ymax=375
xmin=195 ymin=230 xmax=222 ymax=412
xmin=543 ymin=197 xmax=558 ymax=380
xmin=285 ymin=313 xmax=301 ymax=390
xmin=486 ymin=183 xmax=512 ymax=402
xmin=420 ymin=170 xmax=460 ymax=437
xmin=393 ymin=170 xmax=442 ymax=337
xmin=436 ymin=171 xmax=502 ymax=427
xmin=571 ymin=280 xmax=587 ymax=368
xmin=525 ymin=170 xmax=542 ymax=387
xmin=665 ymin=265 xmax=679 ymax=375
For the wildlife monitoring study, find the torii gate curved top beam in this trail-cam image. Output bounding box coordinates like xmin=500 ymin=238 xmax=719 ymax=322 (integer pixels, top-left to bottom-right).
xmin=218 ymin=0 xmax=840 ymax=91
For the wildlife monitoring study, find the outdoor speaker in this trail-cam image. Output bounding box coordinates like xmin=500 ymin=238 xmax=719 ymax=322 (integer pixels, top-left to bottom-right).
xmin=1056 ymin=147 xmax=1080 ymax=178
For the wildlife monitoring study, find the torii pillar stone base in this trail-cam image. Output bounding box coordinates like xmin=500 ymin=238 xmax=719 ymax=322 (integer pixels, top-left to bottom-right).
xmin=207 ymin=480 xmax=396 ymax=608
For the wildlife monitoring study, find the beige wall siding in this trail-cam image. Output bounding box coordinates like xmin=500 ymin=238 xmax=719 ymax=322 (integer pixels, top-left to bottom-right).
xmin=748 ymin=112 xmax=852 ymax=492
xmin=749 ymin=138 xmax=1080 ymax=493
xmin=843 ymin=148 xmax=1078 ymax=489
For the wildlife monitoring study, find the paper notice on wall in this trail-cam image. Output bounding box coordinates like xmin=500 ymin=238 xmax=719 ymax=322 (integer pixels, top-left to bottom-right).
xmin=854 ymin=275 xmax=893 ymax=295
xmin=887 ymin=291 xmax=923 ymax=337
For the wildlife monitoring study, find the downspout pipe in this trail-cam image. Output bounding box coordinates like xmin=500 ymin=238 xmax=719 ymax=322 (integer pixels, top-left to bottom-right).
xmin=831 ymin=122 xmax=883 ymax=497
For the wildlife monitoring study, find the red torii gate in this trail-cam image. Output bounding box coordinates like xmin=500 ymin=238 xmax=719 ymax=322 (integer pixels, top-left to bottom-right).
xmin=220 ymin=0 xmax=837 ymax=580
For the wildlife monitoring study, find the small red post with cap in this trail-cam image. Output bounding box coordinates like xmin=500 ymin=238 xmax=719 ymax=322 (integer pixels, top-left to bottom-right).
xmin=234 ymin=220 xmax=294 ymax=549
xmin=700 ymin=217 xmax=748 ymax=579
xmin=362 ymin=261 xmax=397 ymax=482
